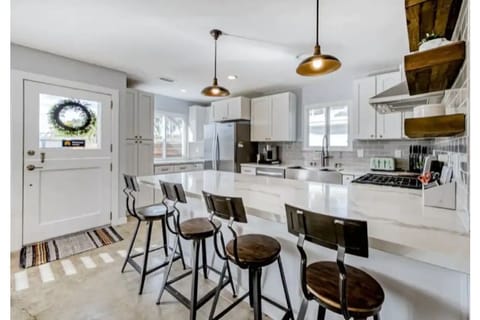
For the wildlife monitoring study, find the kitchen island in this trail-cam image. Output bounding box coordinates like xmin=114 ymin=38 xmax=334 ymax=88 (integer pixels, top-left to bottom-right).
xmin=138 ymin=170 xmax=469 ymax=320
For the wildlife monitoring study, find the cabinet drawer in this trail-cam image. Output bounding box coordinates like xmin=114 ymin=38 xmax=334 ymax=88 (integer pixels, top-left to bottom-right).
xmin=342 ymin=174 xmax=355 ymax=185
xmin=155 ymin=165 xmax=174 ymax=174
xmin=241 ymin=166 xmax=256 ymax=176
xmin=191 ymin=163 xmax=204 ymax=171
xmin=174 ymin=164 xmax=195 ymax=172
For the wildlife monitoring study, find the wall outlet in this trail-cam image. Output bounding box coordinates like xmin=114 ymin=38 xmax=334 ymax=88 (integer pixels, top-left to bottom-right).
xmin=357 ymin=149 xmax=364 ymax=158
xmin=394 ymin=149 xmax=402 ymax=158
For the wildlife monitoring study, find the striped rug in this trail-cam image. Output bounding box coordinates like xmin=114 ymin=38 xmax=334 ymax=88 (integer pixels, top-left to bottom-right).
xmin=20 ymin=226 xmax=123 ymax=268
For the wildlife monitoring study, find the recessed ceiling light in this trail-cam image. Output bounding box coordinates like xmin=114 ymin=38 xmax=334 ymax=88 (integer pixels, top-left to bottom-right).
xmin=227 ymin=75 xmax=238 ymax=80
xmin=181 ymin=89 xmax=187 ymax=93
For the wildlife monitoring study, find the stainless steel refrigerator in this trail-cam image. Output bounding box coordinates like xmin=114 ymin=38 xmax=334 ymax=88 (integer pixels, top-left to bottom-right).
xmin=204 ymin=122 xmax=257 ymax=173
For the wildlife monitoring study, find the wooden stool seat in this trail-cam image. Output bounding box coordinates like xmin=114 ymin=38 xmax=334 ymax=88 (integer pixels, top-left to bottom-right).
xmin=179 ymin=217 xmax=221 ymax=240
xmin=225 ymin=234 xmax=281 ymax=267
xmin=136 ymin=205 xmax=172 ymax=221
xmin=306 ymin=261 xmax=384 ymax=318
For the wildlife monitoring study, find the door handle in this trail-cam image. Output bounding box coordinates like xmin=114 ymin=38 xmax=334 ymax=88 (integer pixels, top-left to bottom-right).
xmin=26 ymin=164 xmax=43 ymax=171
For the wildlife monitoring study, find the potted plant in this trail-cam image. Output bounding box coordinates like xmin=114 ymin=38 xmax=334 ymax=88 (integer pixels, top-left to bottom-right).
xmin=418 ymin=32 xmax=450 ymax=51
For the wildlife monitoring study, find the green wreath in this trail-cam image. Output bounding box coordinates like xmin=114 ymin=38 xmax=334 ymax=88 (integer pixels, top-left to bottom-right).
xmin=48 ymin=99 xmax=96 ymax=136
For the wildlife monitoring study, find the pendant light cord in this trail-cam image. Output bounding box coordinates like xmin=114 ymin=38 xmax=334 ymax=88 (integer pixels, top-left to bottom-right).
xmin=316 ymin=0 xmax=319 ymax=46
xmin=214 ymin=38 xmax=217 ymax=81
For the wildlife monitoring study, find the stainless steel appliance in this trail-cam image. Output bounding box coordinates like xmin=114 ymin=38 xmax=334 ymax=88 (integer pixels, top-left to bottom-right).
xmin=255 ymin=167 xmax=285 ymax=178
xmin=259 ymin=144 xmax=280 ymax=164
xmin=352 ymin=173 xmax=422 ymax=189
xmin=204 ymin=122 xmax=257 ymax=172
xmin=285 ymin=166 xmax=342 ymax=184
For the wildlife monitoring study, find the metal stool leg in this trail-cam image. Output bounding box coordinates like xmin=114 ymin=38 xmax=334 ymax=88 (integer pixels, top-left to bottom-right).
xmin=156 ymin=235 xmax=180 ymax=304
xmin=317 ymin=304 xmax=326 ymax=320
xmin=248 ymin=267 xmax=254 ymax=308
xmin=121 ymin=219 xmax=141 ymax=273
xmin=177 ymin=235 xmax=187 ymax=270
xmin=225 ymin=259 xmax=237 ymax=298
xmin=374 ymin=314 xmax=381 ymax=320
xmin=277 ymin=256 xmax=294 ymax=319
xmin=202 ymin=239 xmax=208 ymax=279
xmin=190 ymin=239 xmax=201 ymax=320
xmin=161 ymin=217 xmax=169 ymax=257
xmin=297 ymin=299 xmax=309 ymax=320
xmin=139 ymin=221 xmax=153 ymax=295
xmin=208 ymin=261 xmax=228 ymax=320
xmin=251 ymin=267 xmax=263 ymax=320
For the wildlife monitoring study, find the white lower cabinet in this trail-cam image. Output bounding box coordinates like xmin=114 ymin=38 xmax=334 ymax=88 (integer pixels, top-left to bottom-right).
xmin=241 ymin=166 xmax=256 ymax=176
xmin=342 ymin=174 xmax=355 ymax=185
xmin=154 ymin=162 xmax=205 ymax=202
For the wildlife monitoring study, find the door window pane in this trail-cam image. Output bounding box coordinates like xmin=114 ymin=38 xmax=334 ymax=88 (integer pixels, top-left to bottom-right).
xmin=39 ymin=94 xmax=101 ymax=149
xmin=308 ymin=108 xmax=326 ymax=147
xmin=154 ymin=115 xmax=165 ymax=158
xmin=329 ymin=105 xmax=349 ymax=147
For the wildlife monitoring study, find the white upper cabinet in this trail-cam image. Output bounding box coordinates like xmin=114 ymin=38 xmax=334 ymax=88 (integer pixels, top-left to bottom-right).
xmin=251 ymin=92 xmax=296 ymax=142
xmin=125 ymin=89 xmax=154 ymax=140
xmin=353 ymin=71 xmax=403 ymax=140
xmin=188 ymin=105 xmax=207 ymax=142
xmin=354 ymin=77 xmax=377 ymax=139
xmin=211 ymin=96 xmax=250 ymax=122
xmin=375 ymin=71 xmax=402 ymax=140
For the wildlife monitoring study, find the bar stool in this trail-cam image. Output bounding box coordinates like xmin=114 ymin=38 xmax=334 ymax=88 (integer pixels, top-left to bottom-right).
xmin=285 ymin=204 xmax=385 ymax=320
xmin=121 ymin=174 xmax=186 ymax=294
xmin=203 ymin=191 xmax=294 ymax=320
xmin=156 ymin=181 xmax=237 ymax=320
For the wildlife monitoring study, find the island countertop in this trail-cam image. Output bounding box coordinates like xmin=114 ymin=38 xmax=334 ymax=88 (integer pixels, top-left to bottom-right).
xmin=138 ymin=170 xmax=469 ymax=273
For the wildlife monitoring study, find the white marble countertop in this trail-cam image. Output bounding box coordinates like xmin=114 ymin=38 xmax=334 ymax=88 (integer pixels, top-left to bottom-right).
xmin=154 ymin=159 xmax=204 ymax=165
xmin=138 ymin=170 xmax=469 ymax=273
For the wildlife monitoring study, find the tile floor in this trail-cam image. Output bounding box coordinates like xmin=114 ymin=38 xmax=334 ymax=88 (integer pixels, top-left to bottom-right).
xmin=11 ymin=218 xmax=271 ymax=320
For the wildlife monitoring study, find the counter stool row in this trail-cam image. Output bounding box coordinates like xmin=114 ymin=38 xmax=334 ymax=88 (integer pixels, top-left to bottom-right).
xmin=121 ymin=174 xmax=384 ymax=320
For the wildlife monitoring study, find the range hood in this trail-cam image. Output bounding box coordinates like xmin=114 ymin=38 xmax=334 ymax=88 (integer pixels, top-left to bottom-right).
xmin=369 ymin=81 xmax=444 ymax=113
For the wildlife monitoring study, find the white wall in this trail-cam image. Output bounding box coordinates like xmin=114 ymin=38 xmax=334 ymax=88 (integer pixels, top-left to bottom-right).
xmin=154 ymin=94 xmax=195 ymax=115
xmin=10 ymin=44 xmax=128 ymax=251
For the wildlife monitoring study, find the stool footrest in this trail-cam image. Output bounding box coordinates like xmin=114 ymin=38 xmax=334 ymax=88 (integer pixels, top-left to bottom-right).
xmin=126 ymin=252 xmax=182 ymax=276
xmin=211 ymin=292 xmax=250 ymax=320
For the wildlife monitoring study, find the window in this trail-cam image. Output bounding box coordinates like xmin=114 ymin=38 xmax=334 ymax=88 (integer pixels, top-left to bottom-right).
xmin=304 ymin=101 xmax=351 ymax=151
xmin=154 ymin=112 xmax=186 ymax=159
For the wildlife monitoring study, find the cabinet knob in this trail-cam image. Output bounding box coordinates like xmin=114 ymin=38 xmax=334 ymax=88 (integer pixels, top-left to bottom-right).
xmin=379 ymin=135 xmax=383 ymax=138
xmin=370 ymin=134 xmax=374 ymax=138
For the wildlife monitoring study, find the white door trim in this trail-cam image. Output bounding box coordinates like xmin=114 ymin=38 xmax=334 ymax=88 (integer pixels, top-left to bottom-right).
xmin=11 ymin=70 xmax=123 ymax=251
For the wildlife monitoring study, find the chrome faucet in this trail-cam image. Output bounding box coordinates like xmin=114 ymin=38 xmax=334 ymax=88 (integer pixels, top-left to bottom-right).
xmin=321 ymin=134 xmax=330 ymax=167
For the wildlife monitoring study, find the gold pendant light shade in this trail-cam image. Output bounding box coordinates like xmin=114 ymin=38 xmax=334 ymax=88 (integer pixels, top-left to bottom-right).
xmin=296 ymin=0 xmax=341 ymax=76
xmin=202 ymin=29 xmax=230 ymax=97
xmin=296 ymin=45 xmax=341 ymax=76
xmin=201 ymin=78 xmax=230 ymax=97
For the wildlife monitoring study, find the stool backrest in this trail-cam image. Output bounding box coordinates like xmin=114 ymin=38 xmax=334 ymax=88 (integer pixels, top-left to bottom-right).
xmin=285 ymin=203 xmax=368 ymax=320
xmin=159 ymin=180 xmax=187 ymax=204
xmin=123 ymin=174 xmax=140 ymax=218
xmin=202 ymin=191 xmax=247 ymax=223
xmin=285 ymin=204 xmax=368 ymax=258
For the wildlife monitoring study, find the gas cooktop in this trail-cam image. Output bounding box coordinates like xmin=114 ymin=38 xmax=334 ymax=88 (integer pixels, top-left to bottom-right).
xmin=352 ymin=173 xmax=422 ymax=189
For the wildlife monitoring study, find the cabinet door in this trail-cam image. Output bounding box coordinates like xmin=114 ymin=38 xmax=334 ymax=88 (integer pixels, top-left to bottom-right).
xmin=250 ymin=97 xmax=271 ymax=141
xmin=125 ymin=90 xmax=137 ymax=139
xmin=271 ymin=93 xmax=291 ymax=141
xmin=212 ymin=101 xmax=229 ymax=121
xmin=227 ymin=97 xmax=250 ymax=120
xmin=125 ymin=140 xmax=138 ymax=175
xmin=354 ymin=77 xmax=377 ymax=139
xmin=137 ymin=92 xmax=154 ymax=140
xmin=376 ymin=72 xmax=402 ymax=139
xmin=136 ymin=140 xmax=154 ymax=206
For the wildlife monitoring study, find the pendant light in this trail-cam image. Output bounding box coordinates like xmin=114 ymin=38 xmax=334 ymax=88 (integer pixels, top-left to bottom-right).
xmin=202 ymin=29 xmax=230 ymax=97
xmin=296 ymin=0 xmax=341 ymax=76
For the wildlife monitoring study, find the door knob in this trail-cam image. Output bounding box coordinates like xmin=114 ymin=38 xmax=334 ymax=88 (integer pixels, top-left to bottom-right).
xmin=26 ymin=164 xmax=43 ymax=171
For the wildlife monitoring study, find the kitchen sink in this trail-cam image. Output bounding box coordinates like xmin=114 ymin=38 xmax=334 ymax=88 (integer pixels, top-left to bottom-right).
xmin=285 ymin=166 xmax=342 ymax=184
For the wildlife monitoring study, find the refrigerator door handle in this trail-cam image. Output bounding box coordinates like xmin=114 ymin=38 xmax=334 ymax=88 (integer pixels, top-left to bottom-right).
xmin=212 ymin=132 xmax=217 ymax=170
xmin=216 ymin=133 xmax=220 ymax=170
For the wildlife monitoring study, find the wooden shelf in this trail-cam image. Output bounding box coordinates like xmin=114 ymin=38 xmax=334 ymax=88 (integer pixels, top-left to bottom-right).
xmin=404 ymin=113 xmax=465 ymax=138
xmin=404 ymin=40 xmax=465 ymax=95
xmin=405 ymin=0 xmax=463 ymax=52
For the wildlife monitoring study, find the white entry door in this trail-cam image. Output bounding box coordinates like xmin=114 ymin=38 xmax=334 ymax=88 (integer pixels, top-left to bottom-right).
xmin=23 ymin=80 xmax=113 ymax=244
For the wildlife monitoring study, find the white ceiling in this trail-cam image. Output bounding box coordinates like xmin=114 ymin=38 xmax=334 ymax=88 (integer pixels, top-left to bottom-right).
xmin=11 ymin=0 xmax=409 ymax=103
